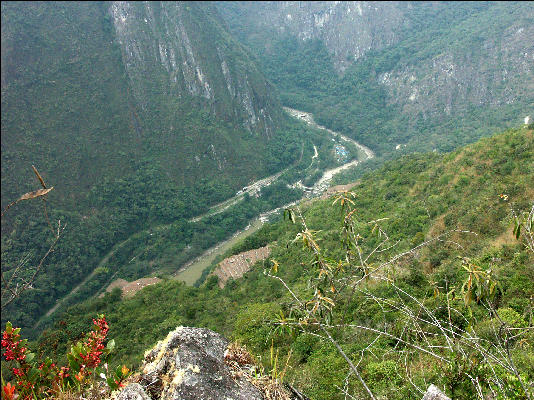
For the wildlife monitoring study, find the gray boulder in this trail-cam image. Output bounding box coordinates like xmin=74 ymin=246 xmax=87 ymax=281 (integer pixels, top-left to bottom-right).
xmin=129 ymin=326 xmax=264 ymax=400
xmin=116 ymin=383 xmax=151 ymax=400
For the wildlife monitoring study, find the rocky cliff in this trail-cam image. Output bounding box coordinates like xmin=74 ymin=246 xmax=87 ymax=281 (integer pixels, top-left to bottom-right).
xmin=114 ymin=326 xmax=305 ymax=400
xmin=1 ymin=1 xmax=284 ymax=208
xmin=378 ymin=7 xmax=534 ymax=122
xmin=218 ymin=2 xmax=534 ymax=153
xmin=219 ymin=1 xmax=407 ymax=73
xmin=109 ymin=1 xmax=280 ymax=136
xmin=114 ymin=326 xmax=451 ymax=400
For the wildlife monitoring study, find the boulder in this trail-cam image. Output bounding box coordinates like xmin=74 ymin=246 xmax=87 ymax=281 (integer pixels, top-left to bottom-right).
xmin=124 ymin=326 xmax=264 ymax=400
xmin=116 ymin=383 xmax=151 ymax=400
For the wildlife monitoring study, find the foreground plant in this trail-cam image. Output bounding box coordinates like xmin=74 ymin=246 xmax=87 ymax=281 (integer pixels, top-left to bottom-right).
xmin=268 ymin=194 xmax=533 ymax=399
xmin=1 ymin=315 xmax=130 ymax=399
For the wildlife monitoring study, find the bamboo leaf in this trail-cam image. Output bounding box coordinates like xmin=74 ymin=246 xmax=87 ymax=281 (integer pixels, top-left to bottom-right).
xmin=271 ymin=260 xmax=279 ymax=274
xmin=515 ymin=223 xmax=521 ymax=239
xmin=18 ymin=187 xmax=53 ymax=201
xmin=32 ymin=165 xmax=47 ymax=188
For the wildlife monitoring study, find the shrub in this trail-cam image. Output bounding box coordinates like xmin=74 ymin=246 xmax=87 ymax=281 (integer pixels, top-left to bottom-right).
xmin=475 ymin=308 xmax=527 ymax=343
xmin=1 ymin=315 xmax=129 ymax=399
xmin=364 ymin=360 xmax=401 ymax=389
xmin=234 ymin=303 xmax=282 ymax=352
xmin=291 ymin=334 xmax=319 ymax=363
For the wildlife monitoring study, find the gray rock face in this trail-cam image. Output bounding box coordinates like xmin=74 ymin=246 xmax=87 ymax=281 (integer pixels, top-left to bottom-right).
xmin=379 ymin=22 xmax=534 ymax=120
xmin=128 ymin=326 xmax=264 ymax=400
xmin=116 ymin=383 xmax=152 ymax=400
xmin=218 ymin=2 xmax=534 ymax=135
xmin=219 ymin=1 xmax=406 ymax=73
xmin=422 ymin=384 xmax=451 ymax=400
xmin=109 ymin=2 xmax=278 ymax=136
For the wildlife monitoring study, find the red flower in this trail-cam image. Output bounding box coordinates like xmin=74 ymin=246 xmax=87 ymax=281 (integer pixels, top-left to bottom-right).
xmin=75 ymin=371 xmax=84 ymax=382
xmin=2 ymin=383 xmax=16 ymax=400
xmin=58 ymin=366 xmax=70 ymax=379
xmin=2 ymin=315 xmax=120 ymax=398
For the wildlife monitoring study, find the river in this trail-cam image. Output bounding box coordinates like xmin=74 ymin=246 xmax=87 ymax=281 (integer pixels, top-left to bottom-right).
xmin=174 ymin=108 xmax=374 ymax=284
xmin=38 ymin=108 xmax=374 ymax=325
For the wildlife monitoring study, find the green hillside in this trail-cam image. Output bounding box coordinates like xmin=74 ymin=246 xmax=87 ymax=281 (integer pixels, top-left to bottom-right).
xmin=217 ymin=2 xmax=534 ymax=158
xmin=38 ymin=126 xmax=534 ymax=399
xmin=1 ymin=2 xmax=287 ymax=207
xmin=0 ymin=2 xmax=306 ymax=335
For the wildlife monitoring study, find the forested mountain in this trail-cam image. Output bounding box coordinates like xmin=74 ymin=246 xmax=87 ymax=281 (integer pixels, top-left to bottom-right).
xmin=2 ymin=3 xmax=533 ymax=399
xmin=1 ymin=1 xmax=286 ymax=208
xmin=1 ymin=1 xmax=304 ymax=334
xmin=217 ymin=1 xmax=534 ymax=155
xmin=39 ymin=125 xmax=534 ymax=399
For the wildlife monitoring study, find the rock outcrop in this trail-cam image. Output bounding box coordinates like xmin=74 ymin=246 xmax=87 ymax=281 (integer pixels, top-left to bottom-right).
xmin=218 ymin=1 xmax=406 ymax=73
xmin=118 ymin=326 xmax=264 ymax=400
xmin=116 ymin=383 xmax=151 ymax=400
xmin=115 ymin=326 xmax=311 ymax=400
xmin=113 ymin=326 xmax=451 ymax=400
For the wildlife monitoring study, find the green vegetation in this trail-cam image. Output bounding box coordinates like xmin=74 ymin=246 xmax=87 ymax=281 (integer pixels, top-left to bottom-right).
xmin=2 ymin=3 xmax=533 ymax=397
xmin=2 ymin=108 xmax=354 ymax=338
xmin=37 ymin=127 xmax=533 ymax=399
xmin=2 ymin=2 xmax=339 ymax=336
xmin=218 ymin=2 xmax=533 ymax=158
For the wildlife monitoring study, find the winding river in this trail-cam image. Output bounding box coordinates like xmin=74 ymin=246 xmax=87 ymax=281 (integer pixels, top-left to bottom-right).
xmin=174 ymin=108 xmax=374 ymax=284
xmin=38 ymin=108 xmax=375 ymax=324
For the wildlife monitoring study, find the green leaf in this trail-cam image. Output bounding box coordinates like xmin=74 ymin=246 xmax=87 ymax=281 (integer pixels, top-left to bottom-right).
xmin=284 ymin=208 xmax=296 ymax=224
xmin=68 ymin=356 xmax=80 ymax=372
xmin=26 ymin=352 xmax=35 ymax=363
xmin=514 ymin=223 xmax=521 ymax=239
xmin=107 ymin=376 xmax=118 ymax=390
xmin=27 ymin=367 xmax=40 ymax=382
xmin=106 ymin=339 xmax=115 ymax=352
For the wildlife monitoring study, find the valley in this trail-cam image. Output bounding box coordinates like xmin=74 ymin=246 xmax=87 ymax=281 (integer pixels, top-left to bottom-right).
xmin=2 ymin=3 xmax=533 ymax=399
xmin=283 ymin=107 xmax=375 ymax=195
xmin=124 ymin=107 xmax=375 ymax=285
xmin=38 ymin=107 xmax=374 ymax=320
xmin=36 ymin=124 xmax=533 ymax=400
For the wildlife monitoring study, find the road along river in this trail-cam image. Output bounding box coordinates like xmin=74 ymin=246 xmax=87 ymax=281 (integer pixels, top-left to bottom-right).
xmin=174 ymin=108 xmax=374 ymax=284
xmin=283 ymin=107 xmax=374 ymax=195
xmin=38 ymin=108 xmax=375 ymax=324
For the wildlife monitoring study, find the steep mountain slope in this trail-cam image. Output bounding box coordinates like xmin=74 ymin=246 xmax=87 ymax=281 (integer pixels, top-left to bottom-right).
xmin=1 ymin=1 xmax=300 ymax=334
xmin=217 ymin=1 xmax=534 ymax=155
xmin=1 ymin=1 xmax=284 ymax=208
xmin=110 ymin=1 xmax=280 ymax=137
xmin=218 ymin=1 xmax=410 ymax=73
xmin=40 ymin=126 xmax=533 ymax=399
